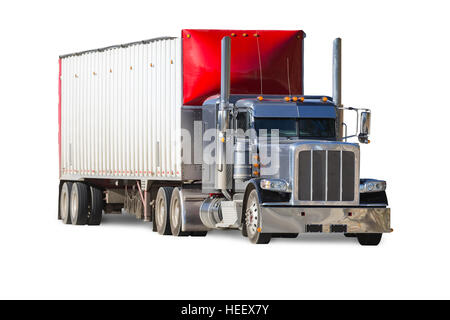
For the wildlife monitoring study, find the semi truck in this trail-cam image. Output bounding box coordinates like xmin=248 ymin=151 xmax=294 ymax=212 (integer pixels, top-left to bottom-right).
xmin=58 ymin=29 xmax=391 ymax=245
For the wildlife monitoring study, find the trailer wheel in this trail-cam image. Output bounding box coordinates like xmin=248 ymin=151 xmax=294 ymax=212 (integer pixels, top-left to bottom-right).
xmin=88 ymin=186 xmax=103 ymax=225
xmin=155 ymin=187 xmax=173 ymax=235
xmin=245 ymin=189 xmax=271 ymax=244
xmin=60 ymin=182 xmax=73 ymax=224
xmin=70 ymin=182 xmax=89 ymax=225
xmin=169 ymin=188 xmax=189 ymax=236
xmin=357 ymin=233 xmax=382 ymax=246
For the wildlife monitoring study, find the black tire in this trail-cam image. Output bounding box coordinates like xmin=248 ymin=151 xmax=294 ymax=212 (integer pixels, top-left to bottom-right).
xmin=60 ymin=182 xmax=73 ymax=224
xmin=70 ymin=182 xmax=89 ymax=225
xmin=152 ymin=209 xmax=157 ymax=232
xmin=170 ymin=188 xmax=189 ymax=236
xmin=357 ymin=233 xmax=382 ymax=246
xmin=155 ymin=187 xmax=173 ymax=235
xmin=245 ymin=189 xmax=271 ymax=244
xmin=58 ymin=182 xmax=63 ymax=220
xmin=344 ymin=233 xmax=357 ymax=238
xmin=88 ymin=186 xmax=103 ymax=225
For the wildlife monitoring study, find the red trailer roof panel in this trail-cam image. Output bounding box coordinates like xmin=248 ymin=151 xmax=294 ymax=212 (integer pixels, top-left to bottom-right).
xmin=182 ymin=29 xmax=305 ymax=105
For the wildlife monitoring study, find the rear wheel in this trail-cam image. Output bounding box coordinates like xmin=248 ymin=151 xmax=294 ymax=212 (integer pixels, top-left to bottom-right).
xmin=155 ymin=187 xmax=173 ymax=235
xmin=60 ymin=182 xmax=73 ymax=224
xmin=245 ymin=189 xmax=271 ymax=244
xmin=170 ymin=188 xmax=189 ymax=236
xmin=357 ymin=233 xmax=382 ymax=246
xmin=70 ymin=182 xmax=89 ymax=225
xmin=88 ymin=186 xmax=103 ymax=225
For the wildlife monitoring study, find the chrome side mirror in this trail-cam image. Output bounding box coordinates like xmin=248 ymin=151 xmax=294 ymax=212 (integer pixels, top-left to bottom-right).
xmin=358 ymin=111 xmax=371 ymax=143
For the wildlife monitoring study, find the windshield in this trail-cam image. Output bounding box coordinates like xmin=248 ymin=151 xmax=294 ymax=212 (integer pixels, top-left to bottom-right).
xmin=254 ymin=118 xmax=298 ymax=137
xmin=254 ymin=118 xmax=335 ymax=139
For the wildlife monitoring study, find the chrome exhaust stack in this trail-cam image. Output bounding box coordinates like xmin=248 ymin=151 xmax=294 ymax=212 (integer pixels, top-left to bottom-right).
xmin=215 ymin=36 xmax=232 ymax=196
xmin=333 ymin=38 xmax=343 ymax=140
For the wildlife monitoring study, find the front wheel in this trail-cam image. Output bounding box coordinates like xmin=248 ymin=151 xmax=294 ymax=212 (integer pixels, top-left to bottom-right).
xmin=357 ymin=233 xmax=382 ymax=246
xmin=245 ymin=189 xmax=271 ymax=244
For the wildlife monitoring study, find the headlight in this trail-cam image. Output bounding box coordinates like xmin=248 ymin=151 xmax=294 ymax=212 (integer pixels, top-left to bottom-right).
xmin=360 ymin=179 xmax=386 ymax=193
xmin=260 ymin=179 xmax=290 ymax=193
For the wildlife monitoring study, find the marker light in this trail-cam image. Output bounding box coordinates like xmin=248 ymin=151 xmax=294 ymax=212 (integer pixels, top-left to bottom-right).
xmin=299 ymin=97 xmax=305 ymax=102
xmin=257 ymin=96 xmax=263 ymax=101
xmin=321 ymin=97 xmax=328 ymax=102
xmin=292 ymin=97 xmax=298 ymax=102
xmin=284 ymin=96 xmax=291 ymax=102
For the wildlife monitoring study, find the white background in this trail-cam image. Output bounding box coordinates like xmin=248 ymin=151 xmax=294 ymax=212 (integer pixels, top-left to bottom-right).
xmin=0 ymin=0 xmax=449 ymax=299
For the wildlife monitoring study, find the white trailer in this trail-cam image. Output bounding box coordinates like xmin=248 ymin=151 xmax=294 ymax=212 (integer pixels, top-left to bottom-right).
xmin=59 ymin=37 xmax=183 ymax=181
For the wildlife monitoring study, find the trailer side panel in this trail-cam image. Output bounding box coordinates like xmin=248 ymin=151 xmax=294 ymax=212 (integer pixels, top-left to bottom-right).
xmin=60 ymin=38 xmax=182 ymax=181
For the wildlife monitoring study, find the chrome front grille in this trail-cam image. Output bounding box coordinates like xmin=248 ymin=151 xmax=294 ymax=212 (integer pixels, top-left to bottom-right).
xmin=295 ymin=145 xmax=359 ymax=205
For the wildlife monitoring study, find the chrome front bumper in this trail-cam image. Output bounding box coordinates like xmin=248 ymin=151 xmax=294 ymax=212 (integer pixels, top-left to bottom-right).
xmin=260 ymin=205 xmax=391 ymax=234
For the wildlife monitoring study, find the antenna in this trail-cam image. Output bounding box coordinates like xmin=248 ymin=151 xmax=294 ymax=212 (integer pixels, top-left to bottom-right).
xmin=287 ymin=57 xmax=291 ymax=97
xmin=256 ymin=37 xmax=263 ymax=96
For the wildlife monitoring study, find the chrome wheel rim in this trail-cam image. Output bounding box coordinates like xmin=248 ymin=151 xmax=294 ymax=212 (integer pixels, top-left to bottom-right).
xmin=70 ymin=188 xmax=78 ymax=221
xmin=246 ymin=192 xmax=259 ymax=238
xmin=172 ymin=197 xmax=180 ymax=229
xmin=61 ymin=189 xmax=68 ymax=220
xmin=156 ymin=197 xmax=165 ymax=229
